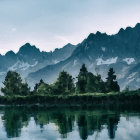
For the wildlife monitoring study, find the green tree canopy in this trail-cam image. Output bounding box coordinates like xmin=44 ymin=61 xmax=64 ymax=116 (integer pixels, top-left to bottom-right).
xmin=86 ymin=72 xmax=106 ymax=93
xmin=76 ymin=64 xmax=88 ymax=93
xmin=20 ymin=82 xmax=30 ymax=96
xmin=34 ymin=80 xmax=52 ymax=95
xmin=106 ymin=68 xmax=120 ymax=92
xmin=34 ymin=79 xmax=44 ymax=92
xmin=1 ymin=71 xmax=30 ymax=96
xmin=53 ymin=71 xmax=75 ymax=94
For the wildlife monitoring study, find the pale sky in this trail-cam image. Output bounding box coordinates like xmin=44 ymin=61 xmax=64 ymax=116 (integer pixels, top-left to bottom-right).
xmin=0 ymin=0 xmax=140 ymax=54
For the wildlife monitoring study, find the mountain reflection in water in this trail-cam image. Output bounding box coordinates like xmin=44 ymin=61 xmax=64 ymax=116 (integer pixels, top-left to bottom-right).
xmin=0 ymin=106 xmax=139 ymax=140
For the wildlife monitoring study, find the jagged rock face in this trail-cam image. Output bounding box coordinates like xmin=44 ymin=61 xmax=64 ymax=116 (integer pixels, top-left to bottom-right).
xmin=0 ymin=24 xmax=140 ymax=90
xmin=0 ymin=43 xmax=76 ymax=87
xmin=28 ymin=23 xmax=140 ymax=90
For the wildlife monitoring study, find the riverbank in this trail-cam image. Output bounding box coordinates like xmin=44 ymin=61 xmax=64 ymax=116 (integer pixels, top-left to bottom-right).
xmin=0 ymin=90 xmax=140 ymax=106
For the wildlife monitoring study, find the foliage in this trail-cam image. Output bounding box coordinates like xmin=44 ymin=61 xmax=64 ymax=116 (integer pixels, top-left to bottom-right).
xmin=86 ymin=72 xmax=106 ymax=93
xmin=34 ymin=79 xmax=44 ymax=92
xmin=1 ymin=107 xmax=131 ymax=139
xmin=33 ymin=79 xmax=52 ymax=95
xmin=76 ymin=64 xmax=88 ymax=93
xmin=106 ymin=68 xmax=120 ymax=92
xmin=1 ymin=71 xmax=30 ymax=96
xmin=0 ymin=90 xmax=139 ymax=105
xmin=20 ymin=82 xmax=30 ymax=96
xmin=52 ymin=71 xmax=75 ymax=94
xmin=76 ymin=64 xmax=108 ymax=93
xmin=1 ymin=65 xmax=121 ymax=97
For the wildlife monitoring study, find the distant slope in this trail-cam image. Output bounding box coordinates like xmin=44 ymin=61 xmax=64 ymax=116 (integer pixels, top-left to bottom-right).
xmin=28 ymin=23 xmax=140 ymax=90
xmin=0 ymin=43 xmax=76 ymax=87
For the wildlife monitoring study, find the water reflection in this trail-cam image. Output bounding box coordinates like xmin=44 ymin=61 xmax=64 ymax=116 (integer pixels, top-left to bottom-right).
xmin=0 ymin=106 xmax=140 ymax=140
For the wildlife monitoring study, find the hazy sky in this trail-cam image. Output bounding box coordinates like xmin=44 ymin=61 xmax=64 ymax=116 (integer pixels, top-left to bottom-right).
xmin=0 ymin=0 xmax=140 ymax=54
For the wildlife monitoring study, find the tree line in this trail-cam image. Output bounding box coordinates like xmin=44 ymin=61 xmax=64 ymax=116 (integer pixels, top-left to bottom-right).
xmin=1 ymin=64 xmax=120 ymax=96
xmin=2 ymin=107 xmax=120 ymax=140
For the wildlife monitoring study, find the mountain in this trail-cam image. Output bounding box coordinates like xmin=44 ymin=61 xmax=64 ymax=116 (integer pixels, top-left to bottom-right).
xmin=0 ymin=43 xmax=76 ymax=87
xmin=28 ymin=23 xmax=140 ymax=90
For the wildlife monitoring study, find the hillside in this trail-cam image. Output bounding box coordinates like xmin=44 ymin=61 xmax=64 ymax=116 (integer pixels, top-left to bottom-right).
xmin=28 ymin=23 xmax=140 ymax=90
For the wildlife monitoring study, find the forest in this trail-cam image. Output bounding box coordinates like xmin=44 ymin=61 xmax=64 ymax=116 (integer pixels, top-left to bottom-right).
xmin=0 ymin=64 xmax=139 ymax=105
xmin=1 ymin=64 xmax=120 ymax=96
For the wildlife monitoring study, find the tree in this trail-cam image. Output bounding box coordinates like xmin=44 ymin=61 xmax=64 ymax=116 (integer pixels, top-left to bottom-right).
xmin=85 ymin=72 xmax=96 ymax=92
xmin=33 ymin=79 xmax=44 ymax=93
xmin=106 ymin=68 xmax=120 ymax=92
xmin=35 ymin=83 xmax=52 ymax=95
xmin=76 ymin=64 xmax=88 ymax=93
xmin=1 ymin=71 xmax=22 ymax=96
xmin=1 ymin=71 xmax=30 ymax=96
xmin=86 ymin=72 xmax=106 ymax=93
xmin=33 ymin=79 xmax=52 ymax=95
xmin=53 ymin=71 xmax=75 ymax=94
xmin=20 ymin=82 xmax=30 ymax=96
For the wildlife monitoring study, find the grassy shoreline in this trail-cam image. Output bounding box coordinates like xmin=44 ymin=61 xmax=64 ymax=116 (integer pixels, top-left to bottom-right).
xmin=0 ymin=91 xmax=139 ymax=106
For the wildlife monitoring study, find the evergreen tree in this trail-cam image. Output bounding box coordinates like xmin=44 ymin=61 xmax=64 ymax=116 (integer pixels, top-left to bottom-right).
xmin=85 ymin=72 xmax=106 ymax=93
xmin=53 ymin=71 xmax=75 ymax=94
xmin=20 ymin=82 xmax=30 ymax=96
xmin=85 ymin=72 xmax=96 ymax=92
xmin=1 ymin=71 xmax=22 ymax=96
xmin=76 ymin=64 xmax=88 ymax=93
xmin=106 ymin=68 xmax=120 ymax=92
xmin=1 ymin=71 xmax=30 ymax=96
xmin=34 ymin=79 xmax=44 ymax=92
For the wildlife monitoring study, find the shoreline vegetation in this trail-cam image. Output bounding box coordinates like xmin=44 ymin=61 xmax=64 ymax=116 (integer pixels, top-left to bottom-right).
xmin=0 ymin=64 xmax=140 ymax=106
xmin=0 ymin=91 xmax=140 ymax=106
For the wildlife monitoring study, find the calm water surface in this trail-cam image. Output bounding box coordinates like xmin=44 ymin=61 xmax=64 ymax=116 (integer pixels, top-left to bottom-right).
xmin=0 ymin=106 xmax=139 ymax=140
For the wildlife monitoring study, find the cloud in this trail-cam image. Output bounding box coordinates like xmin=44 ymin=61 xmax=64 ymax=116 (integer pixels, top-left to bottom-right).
xmin=0 ymin=0 xmax=140 ymax=54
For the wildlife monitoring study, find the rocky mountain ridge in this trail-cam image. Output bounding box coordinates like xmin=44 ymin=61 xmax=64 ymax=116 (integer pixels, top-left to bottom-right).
xmin=28 ymin=23 xmax=140 ymax=90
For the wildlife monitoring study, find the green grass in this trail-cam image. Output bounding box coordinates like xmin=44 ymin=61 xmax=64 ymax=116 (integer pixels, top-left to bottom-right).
xmin=0 ymin=90 xmax=139 ymax=106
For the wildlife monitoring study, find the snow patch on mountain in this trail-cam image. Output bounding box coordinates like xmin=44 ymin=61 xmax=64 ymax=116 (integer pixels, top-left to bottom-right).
xmin=96 ymin=57 xmax=118 ymax=65
xmin=53 ymin=60 xmax=59 ymax=64
xmin=127 ymin=72 xmax=137 ymax=79
xmin=9 ymin=61 xmax=38 ymax=71
xmin=73 ymin=60 xmax=78 ymax=66
xmin=123 ymin=58 xmax=135 ymax=65
xmin=128 ymin=78 xmax=135 ymax=83
xmin=117 ymin=66 xmax=129 ymax=79
xmin=101 ymin=47 xmax=106 ymax=52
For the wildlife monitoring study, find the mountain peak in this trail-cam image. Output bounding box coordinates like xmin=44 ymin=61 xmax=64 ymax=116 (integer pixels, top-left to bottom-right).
xmin=63 ymin=43 xmax=75 ymax=48
xmin=86 ymin=32 xmax=108 ymax=42
xmin=5 ymin=50 xmax=16 ymax=57
xmin=87 ymin=33 xmax=95 ymax=40
xmin=24 ymin=43 xmax=32 ymax=47
xmin=135 ymin=23 xmax=140 ymax=29
xmin=18 ymin=43 xmax=40 ymax=55
xmin=5 ymin=51 xmax=17 ymax=60
xmin=65 ymin=43 xmax=73 ymax=46
xmin=54 ymin=43 xmax=75 ymax=52
xmin=118 ymin=28 xmax=125 ymax=34
xmin=96 ymin=31 xmax=102 ymax=35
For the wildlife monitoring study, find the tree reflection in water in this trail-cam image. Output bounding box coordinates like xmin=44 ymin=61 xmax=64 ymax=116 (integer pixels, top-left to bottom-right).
xmin=2 ymin=108 xmax=29 ymax=138
xmin=0 ymin=106 xmax=138 ymax=140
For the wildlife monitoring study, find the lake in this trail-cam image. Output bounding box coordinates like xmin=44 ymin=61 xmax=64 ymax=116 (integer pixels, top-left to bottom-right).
xmin=0 ymin=106 xmax=139 ymax=140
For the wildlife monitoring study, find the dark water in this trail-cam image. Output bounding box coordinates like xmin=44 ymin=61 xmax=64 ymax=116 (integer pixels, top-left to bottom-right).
xmin=0 ymin=106 xmax=140 ymax=140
